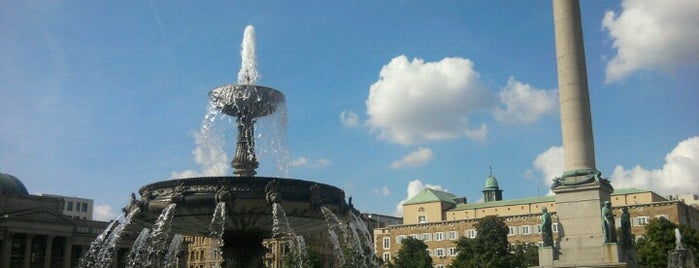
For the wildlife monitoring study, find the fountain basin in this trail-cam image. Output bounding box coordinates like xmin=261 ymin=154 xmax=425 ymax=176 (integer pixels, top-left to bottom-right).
xmin=209 ymin=85 xmax=285 ymax=118
xmin=133 ymin=176 xmax=349 ymax=236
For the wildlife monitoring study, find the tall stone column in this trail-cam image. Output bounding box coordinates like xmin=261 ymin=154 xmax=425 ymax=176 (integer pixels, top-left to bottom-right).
xmin=542 ymin=0 xmax=624 ymax=267
xmin=63 ymin=236 xmax=73 ymax=268
xmin=23 ymin=234 xmax=34 ymax=268
xmin=1 ymin=231 xmax=13 ymax=268
xmin=44 ymin=235 xmax=55 ymax=268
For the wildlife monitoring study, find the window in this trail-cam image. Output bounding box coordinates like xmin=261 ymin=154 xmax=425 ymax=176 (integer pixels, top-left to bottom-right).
xmin=448 ymin=247 xmax=458 ymax=256
xmin=656 ymin=214 xmax=668 ymax=220
xmin=435 ymin=265 xmax=444 ymax=268
xmin=466 ymin=229 xmax=477 ymax=239
xmin=447 ymin=231 xmax=458 ymax=240
xmin=552 ymin=223 xmax=559 ymax=233
xmin=435 ymin=248 xmax=445 ymax=257
xmin=521 ymin=225 xmax=531 ymax=235
xmin=411 ymin=234 xmax=419 ymax=239
xmin=508 ymin=226 xmax=517 ymax=236
xmin=383 ymin=252 xmax=390 ymax=262
xmin=418 ymin=215 xmax=426 ymax=223
xmin=82 ymin=203 xmax=88 ymax=212
xmin=396 ymin=235 xmax=407 ymax=244
xmin=535 ymin=224 xmax=542 ymax=234
xmin=635 ymin=216 xmax=650 ymax=226
xmin=422 ymin=233 xmax=432 ymax=241
xmin=434 ymin=232 xmax=444 ymax=241
xmin=383 ymin=237 xmax=390 ymax=249
xmin=67 ymin=201 xmax=73 ymax=211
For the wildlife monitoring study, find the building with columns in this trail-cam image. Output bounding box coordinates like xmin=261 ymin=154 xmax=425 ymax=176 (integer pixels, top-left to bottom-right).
xmin=373 ymin=173 xmax=699 ymax=268
xmin=0 ymin=173 xmax=118 ymax=268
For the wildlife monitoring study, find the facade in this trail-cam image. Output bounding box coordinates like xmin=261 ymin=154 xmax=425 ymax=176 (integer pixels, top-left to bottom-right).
xmin=40 ymin=194 xmax=94 ymax=220
xmin=0 ymin=173 xmax=127 ymax=268
xmin=373 ymin=174 xmax=699 ymax=267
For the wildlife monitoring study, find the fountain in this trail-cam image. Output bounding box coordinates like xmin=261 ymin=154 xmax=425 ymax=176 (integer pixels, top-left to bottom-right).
xmin=668 ymin=228 xmax=696 ymax=268
xmin=83 ymin=25 xmax=376 ymax=268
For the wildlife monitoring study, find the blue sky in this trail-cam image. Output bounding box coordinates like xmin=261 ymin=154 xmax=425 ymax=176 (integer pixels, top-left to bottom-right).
xmin=2 ymin=1 xmax=697 ymax=221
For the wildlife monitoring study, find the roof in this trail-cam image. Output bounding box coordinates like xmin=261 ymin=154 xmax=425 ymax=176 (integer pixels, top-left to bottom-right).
xmin=404 ymin=188 xmax=458 ymax=205
xmin=484 ymin=174 xmax=499 ymax=189
xmin=450 ymin=188 xmax=652 ymax=211
xmin=0 ymin=173 xmax=29 ymax=195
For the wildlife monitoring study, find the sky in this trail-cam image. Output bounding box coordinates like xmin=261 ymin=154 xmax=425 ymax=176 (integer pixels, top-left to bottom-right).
xmin=1 ymin=0 xmax=698 ymax=221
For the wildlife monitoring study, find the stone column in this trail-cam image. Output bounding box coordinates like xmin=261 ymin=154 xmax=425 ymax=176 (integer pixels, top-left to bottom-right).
xmin=553 ymin=0 xmax=596 ymax=173
xmin=63 ymin=236 xmax=73 ymax=268
xmin=1 ymin=231 xmax=13 ymax=268
xmin=44 ymin=235 xmax=55 ymax=268
xmin=23 ymin=234 xmax=34 ymax=268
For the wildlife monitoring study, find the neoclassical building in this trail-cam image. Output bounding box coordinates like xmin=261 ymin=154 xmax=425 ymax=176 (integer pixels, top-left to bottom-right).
xmin=373 ymin=173 xmax=699 ymax=268
xmin=0 ymin=173 xmax=118 ymax=268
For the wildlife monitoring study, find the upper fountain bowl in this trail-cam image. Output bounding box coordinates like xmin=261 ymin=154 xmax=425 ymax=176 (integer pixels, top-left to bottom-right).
xmin=209 ymin=84 xmax=285 ymax=118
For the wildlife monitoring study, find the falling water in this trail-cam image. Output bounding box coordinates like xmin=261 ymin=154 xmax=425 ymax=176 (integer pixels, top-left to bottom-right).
xmin=208 ymin=202 xmax=226 ymax=267
xmin=95 ymin=207 xmax=141 ymax=267
xmin=272 ymin=203 xmax=308 ymax=266
xmin=78 ymin=214 xmax=123 ymax=267
xmin=125 ymin=228 xmax=150 ymax=268
xmin=142 ymin=203 xmax=177 ymax=267
xmin=320 ymin=206 xmax=346 ymax=267
xmin=349 ymin=212 xmax=379 ymax=267
xmin=163 ymin=234 xmax=184 ymax=268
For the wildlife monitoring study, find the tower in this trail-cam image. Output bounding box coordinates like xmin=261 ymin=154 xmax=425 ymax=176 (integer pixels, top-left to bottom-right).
xmin=482 ymin=168 xmax=503 ymax=202
xmin=538 ymin=0 xmax=627 ymax=267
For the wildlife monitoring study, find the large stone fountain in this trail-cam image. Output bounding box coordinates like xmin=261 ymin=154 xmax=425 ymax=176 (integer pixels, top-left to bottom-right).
xmin=82 ymin=26 xmax=375 ymax=268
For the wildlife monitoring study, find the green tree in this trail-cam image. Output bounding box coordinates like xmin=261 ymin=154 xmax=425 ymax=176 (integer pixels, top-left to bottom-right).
xmin=635 ymin=217 xmax=699 ymax=267
xmin=450 ymin=215 xmax=512 ymax=268
xmin=393 ymin=237 xmax=432 ymax=268
xmin=509 ymin=242 xmax=539 ymax=268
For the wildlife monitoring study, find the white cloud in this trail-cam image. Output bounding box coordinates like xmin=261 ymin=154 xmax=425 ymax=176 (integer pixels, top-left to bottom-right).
xmin=291 ymin=157 xmax=331 ymax=168
xmin=602 ymin=0 xmax=699 ymax=83
xmin=94 ymin=204 xmax=116 ymax=221
xmin=494 ymin=77 xmax=558 ymax=124
xmin=170 ymin=124 xmax=229 ymax=179
xmin=531 ymin=146 xmax=564 ymax=193
xmin=340 ymin=110 xmax=360 ymax=127
xmin=611 ymin=136 xmax=699 ymax=195
xmin=394 ymin=179 xmax=447 ymax=216
xmin=366 ymin=55 xmax=494 ymax=145
xmin=390 ymin=147 xmax=434 ymax=169
xmin=373 ymin=186 xmax=391 ymax=196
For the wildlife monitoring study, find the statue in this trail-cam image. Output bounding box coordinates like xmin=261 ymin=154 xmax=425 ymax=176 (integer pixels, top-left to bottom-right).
xmin=602 ymin=201 xmax=616 ymax=243
xmin=619 ymin=207 xmax=632 ymax=247
xmin=541 ymin=207 xmax=554 ymax=247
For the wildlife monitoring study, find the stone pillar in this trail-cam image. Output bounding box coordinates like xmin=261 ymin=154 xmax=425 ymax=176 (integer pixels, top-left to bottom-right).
xmin=63 ymin=236 xmax=73 ymax=268
xmin=553 ymin=0 xmax=596 ymax=174
xmin=1 ymin=231 xmax=13 ymax=268
xmin=44 ymin=235 xmax=55 ymax=268
xmin=23 ymin=234 xmax=34 ymax=268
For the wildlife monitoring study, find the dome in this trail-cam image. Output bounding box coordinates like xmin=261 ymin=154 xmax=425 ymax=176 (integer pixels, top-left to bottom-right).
xmin=0 ymin=173 xmax=29 ymax=195
xmin=484 ymin=174 xmax=499 ymax=189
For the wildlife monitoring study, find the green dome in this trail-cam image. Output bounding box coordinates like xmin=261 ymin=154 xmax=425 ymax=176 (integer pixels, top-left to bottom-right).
xmin=0 ymin=173 xmax=29 ymax=195
xmin=484 ymin=174 xmax=499 ymax=189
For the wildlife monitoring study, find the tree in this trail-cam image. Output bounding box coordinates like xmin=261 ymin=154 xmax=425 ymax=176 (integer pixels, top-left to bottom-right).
xmin=635 ymin=217 xmax=699 ymax=267
xmin=393 ymin=237 xmax=432 ymax=268
xmin=450 ymin=215 xmax=512 ymax=268
xmin=509 ymin=242 xmax=539 ymax=268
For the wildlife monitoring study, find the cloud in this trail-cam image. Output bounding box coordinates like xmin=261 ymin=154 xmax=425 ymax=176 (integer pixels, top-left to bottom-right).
xmin=610 ymin=136 xmax=699 ymax=195
xmin=493 ymin=77 xmax=558 ymax=124
xmin=340 ymin=110 xmax=361 ymax=127
xmin=170 ymin=123 xmax=229 ymax=179
xmin=373 ymin=186 xmax=391 ymax=196
xmin=394 ymin=179 xmax=447 ymax=216
xmin=366 ymin=55 xmax=494 ymax=145
xmin=94 ymin=204 xmax=116 ymax=221
xmin=291 ymin=157 xmax=331 ymax=168
xmin=602 ymin=0 xmax=699 ymax=83
xmin=390 ymin=147 xmax=434 ymax=169
xmin=531 ymin=146 xmax=564 ymax=193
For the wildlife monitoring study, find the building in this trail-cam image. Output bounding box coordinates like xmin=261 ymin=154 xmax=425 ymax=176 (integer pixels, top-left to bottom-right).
xmin=40 ymin=194 xmax=94 ymax=220
xmin=0 ymin=172 xmax=124 ymax=268
xmin=373 ymin=173 xmax=699 ymax=267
